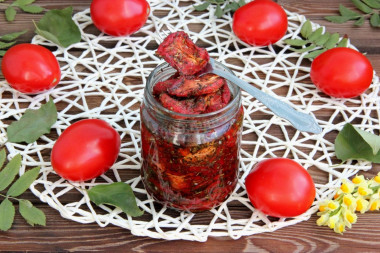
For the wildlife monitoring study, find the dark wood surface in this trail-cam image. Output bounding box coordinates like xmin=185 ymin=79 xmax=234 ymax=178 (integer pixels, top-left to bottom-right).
xmin=1 ymin=0 xmax=380 ymax=252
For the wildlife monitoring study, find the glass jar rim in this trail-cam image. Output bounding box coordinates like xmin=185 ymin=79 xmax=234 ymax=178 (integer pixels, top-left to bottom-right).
xmin=144 ymin=61 xmax=241 ymax=121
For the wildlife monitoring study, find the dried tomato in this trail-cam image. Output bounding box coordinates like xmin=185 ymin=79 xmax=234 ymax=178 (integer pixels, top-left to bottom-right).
xmin=159 ymin=93 xmax=206 ymax=114
xmin=156 ymin=31 xmax=209 ymax=75
xmin=168 ymin=74 xmax=225 ymax=97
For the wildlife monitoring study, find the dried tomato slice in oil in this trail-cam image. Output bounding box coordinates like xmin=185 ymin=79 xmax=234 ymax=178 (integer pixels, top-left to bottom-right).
xmin=159 ymin=93 xmax=206 ymax=114
xmin=156 ymin=31 xmax=209 ymax=76
xmin=168 ymin=73 xmax=225 ymax=97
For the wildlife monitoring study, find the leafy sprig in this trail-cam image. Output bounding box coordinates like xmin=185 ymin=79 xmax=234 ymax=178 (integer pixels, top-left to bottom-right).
xmin=0 ymin=151 xmax=45 ymax=231
xmin=4 ymin=0 xmax=44 ymax=22
xmin=325 ymin=1 xmax=380 ymax=28
xmin=194 ymin=0 xmax=246 ymax=18
xmin=0 ymin=30 xmax=27 ymax=56
xmin=284 ymin=20 xmax=349 ymax=59
xmin=0 ymin=99 xmax=57 ymax=231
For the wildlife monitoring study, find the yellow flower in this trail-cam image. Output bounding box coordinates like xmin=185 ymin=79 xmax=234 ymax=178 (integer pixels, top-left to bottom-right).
xmin=343 ymin=209 xmax=357 ymax=228
xmin=369 ymin=198 xmax=380 ymax=211
xmin=327 ymin=200 xmax=340 ymax=211
xmin=357 ymin=183 xmax=373 ymax=196
xmin=327 ymin=214 xmax=340 ymax=229
xmin=340 ymin=180 xmax=355 ymax=194
xmin=318 ymin=200 xmax=329 ymax=212
xmin=352 ymin=175 xmax=365 ymax=185
xmin=334 ymin=221 xmax=346 ymax=234
xmin=374 ymin=172 xmax=380 ymax=184
xmin=316 ymin=213 xmax=329 ymax=226
xmin=343 ymin=194 xmax=357 ymax=211
xmin=356 ymin=197 xmax=369 ymax=213
xmin=371 ymin=175 xmax=380 ymax=188
xmin=318 ymin=200 xmax=339 ymax=212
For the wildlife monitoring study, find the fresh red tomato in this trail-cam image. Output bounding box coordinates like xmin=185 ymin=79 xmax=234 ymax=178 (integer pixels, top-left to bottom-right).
xmin=90 ymin=0 xmax=150 ymax=36
xmin=245 ymin=158 xmax=315 ymax=218
xmin=310 ymin=47 xmax=373 ymax=98
xmin=232 ymin=0 xmax=288 ymax=46
xmin=51 ymin=119 xmax=121 ymax=182
xmin=1 ymin=43 xmax=61 ymax=94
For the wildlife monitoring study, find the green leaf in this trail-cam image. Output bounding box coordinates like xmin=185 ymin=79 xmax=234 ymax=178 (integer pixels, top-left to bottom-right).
xmin=0 ymin=154 xmax=22 ymax=191
xmin=13 ymin=0 xmax=35 ymax=6
xmin=370 ymin=13 xmax=380 ymax=27
xmin=291 ymin=44 xmax=316 ymax=53
xmin=315 ymin=32 xmax=331 ymax=46
xmin=303 ymin=48 xmax=327 ymax=59
xmin=19 ymin=5 xmax=44 ymax=14
xmin=323 ymin=33 xmax=340 ymax=49
xmin=0 ymin=199 xmax=15 ymax=231
xmin=19 ymin=200 xmax=46 ymax=226
xmin=362 ymin=0 xmax=380 ymax=8
xmin=339 ymin=4 xmax=362 ymax=17
xmin=337 ymin=37 xmax=349 ymax=47
xmin=238 ymin=0 xmax=246 ymax=7
xmin=325 ymin=15 xmax=353 ymax=23
xmin=0 ymin=50 xmax=6 ymax=56
xmin=308 ymin=27 xmax=324 ymax=41
xmin=0 ymin=41 xmax=16 ymax=49
xmin=354 ymin=16 xmax=365 ymax=26
xmin=7 ymin=99 xmax=57 ymax=144
xmin=335 ymin=123 xmax=380 ymax=162
xmin=300 ymin=20 xmax=313 ymax=38
xmin=193 ymin=2 xmax=210 ymax=11
xmin=0 ymin=30 xmax=27 ymax=42
xmin=352 ymin=0 xmax=373 ymax=13
xmin=34 ymin=6 xmax=81 ymax=48
xmin=284 ymin=39 xmax=308 ymax=46
xmin=0 ymin=149 xmax=6 ymax=169
xmin=5 ymin=6 xmax=17 ymax=22
xmin=215 ymin=4 xmax=223 ymax=18
xmin=357 ymin=128 xmax=380 ymax=155
xmin=87 ymin=182 xmax=143 ymax=217
xmin=225 ymin=2 xmax=239 ymax=12
xmin=7 ymin=167 xmax=40 ymax=197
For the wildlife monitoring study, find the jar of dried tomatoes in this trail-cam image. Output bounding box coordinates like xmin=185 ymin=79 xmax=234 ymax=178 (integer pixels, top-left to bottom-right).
xmin=140 ymin=61 xmax=244 ymax=212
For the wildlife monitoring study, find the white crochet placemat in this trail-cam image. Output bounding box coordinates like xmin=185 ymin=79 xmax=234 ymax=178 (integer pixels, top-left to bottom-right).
xmin=1 ymin=0 xmax=379 ymax=242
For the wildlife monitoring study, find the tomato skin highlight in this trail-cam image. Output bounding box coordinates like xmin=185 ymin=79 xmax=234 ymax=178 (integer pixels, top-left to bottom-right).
xmin=245 ymin=158 xmax=316 ymax=218
xmin=51 ymin=119 xmax=121 ymax=182
xmin=1 ymin=43 xmax=61 ymax=94
xmin=310 ymin=47 xmax=373 ymax=98
xmin=232 ymin=0 xmax=288 ymax=46
xmin=90 ymin=0 xmax=150 ymax=36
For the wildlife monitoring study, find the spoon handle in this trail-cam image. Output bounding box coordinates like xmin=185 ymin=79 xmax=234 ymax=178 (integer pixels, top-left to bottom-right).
xmin=211 ymin=68 xmax=322 ymax=134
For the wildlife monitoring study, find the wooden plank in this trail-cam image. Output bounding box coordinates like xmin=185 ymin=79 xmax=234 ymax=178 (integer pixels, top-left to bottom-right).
xmin=0 ymin=204 xmax=379 ymax=252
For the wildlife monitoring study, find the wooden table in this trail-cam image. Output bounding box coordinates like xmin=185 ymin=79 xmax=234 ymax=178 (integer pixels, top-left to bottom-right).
xmin=1 ymin=0 xmax=379 ymax=252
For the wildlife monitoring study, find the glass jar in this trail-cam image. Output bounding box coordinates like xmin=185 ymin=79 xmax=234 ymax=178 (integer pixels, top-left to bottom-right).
xmin=140 ymin=61 xmax=244 ymax=212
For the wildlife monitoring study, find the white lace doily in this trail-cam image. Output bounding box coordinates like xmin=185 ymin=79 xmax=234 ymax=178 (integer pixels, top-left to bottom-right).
xmin=0 ymin=0 xmax=379 ymax=242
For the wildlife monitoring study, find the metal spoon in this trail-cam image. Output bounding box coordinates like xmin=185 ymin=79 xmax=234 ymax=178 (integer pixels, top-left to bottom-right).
xmin=202 ymin=58 xmax=322 ymax=134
